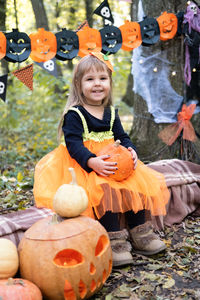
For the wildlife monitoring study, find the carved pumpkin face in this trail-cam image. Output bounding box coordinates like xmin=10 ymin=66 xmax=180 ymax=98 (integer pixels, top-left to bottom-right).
xmin=100 ymin=25 xmax=122 ymax=54
xmin=18 ymin=215 xmax=112 ymax=300
xmin=119 ymin=20 xmax=142 ymax=51
xmin=56 ymin=28 xmax=79 ymax=60
xmin=157 ymin=12 xmax=178 ymax=41
xmin=0 ymin=32 xmax=6 ymax=60
xmin=139 ymin=17 xmax=160 ymax=46
xmin=5 ymin=29 xmax=31 ymax=63
xmin=29 ymin=28 xmax=57 ymax=62
xmin=77 ymin=26 xmax=102 ymax=57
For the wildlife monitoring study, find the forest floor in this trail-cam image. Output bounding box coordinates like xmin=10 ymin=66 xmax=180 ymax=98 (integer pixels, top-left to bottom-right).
xmin=92 ymin=215 xmax=200 ymax=300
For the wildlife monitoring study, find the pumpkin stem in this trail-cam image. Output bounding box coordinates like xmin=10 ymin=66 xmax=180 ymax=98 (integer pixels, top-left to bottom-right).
xmin=7 ymin=278 xmax=14 ymax=286
xmin=6 ymin=278 xmax=25 ymax=286
xmin=69 ymin=167 xmax=77 ymax=185
xmin=114 ymin=140 xmax=121 ymax=147
xmin=51 ymin=214 xmax=60 ymax=224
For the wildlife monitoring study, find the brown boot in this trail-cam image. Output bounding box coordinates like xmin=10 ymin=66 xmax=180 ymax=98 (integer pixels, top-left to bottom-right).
xmin=108 ymin=229 xmax=134 ymax=267
xmin=129 ymin=221 xmax=166 ymax=256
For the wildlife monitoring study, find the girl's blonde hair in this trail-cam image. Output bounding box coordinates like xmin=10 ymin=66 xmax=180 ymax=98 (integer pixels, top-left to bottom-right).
xmin=57 ymin=54 xmax=113 ymax=142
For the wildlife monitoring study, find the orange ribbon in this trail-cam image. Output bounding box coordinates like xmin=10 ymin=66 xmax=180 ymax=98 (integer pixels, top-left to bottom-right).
xmin=89 ymin=51 xmax=114 ymax=72
xmin=158 ymin=104 xmax=197 ymax=146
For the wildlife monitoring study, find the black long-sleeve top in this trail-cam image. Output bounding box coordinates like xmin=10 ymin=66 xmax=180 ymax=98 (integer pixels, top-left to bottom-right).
xmin=62 ymin=105 xmax=137 ymax=172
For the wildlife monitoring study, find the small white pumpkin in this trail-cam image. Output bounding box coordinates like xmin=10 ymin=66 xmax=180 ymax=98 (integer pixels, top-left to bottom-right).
xmin=0 ymin=238 xmax=19 ymax=279
xmin=53 ymin=168 xmax=88 ymax=218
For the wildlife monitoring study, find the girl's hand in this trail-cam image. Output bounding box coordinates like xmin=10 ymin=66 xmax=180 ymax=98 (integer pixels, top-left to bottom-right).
xmin=87 ymin=155 xmax=118 ymax=176
xmin=128 ymin=147 xmax=138 ymax=169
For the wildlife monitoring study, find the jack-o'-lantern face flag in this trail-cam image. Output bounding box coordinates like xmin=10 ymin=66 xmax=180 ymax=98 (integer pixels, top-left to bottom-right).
xmin=93 ymin=0 xmax=114 ymax=24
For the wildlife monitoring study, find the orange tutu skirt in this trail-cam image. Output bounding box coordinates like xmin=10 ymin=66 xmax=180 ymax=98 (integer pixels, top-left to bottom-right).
xmin=33 ymin=139 xmax=170 ymax=219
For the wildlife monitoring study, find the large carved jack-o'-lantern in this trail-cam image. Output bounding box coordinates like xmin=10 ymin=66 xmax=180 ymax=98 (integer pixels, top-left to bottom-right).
xmin=18 ymin=214 xmax=112 ymax=300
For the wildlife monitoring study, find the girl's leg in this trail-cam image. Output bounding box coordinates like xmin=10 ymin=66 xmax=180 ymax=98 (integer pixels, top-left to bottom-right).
xmin=124 ymin=210 xmax=145 ymax=229
xmin=99 ymin=211 xmax=120 ymax=232
xmin=99 ymin=211 xmax=133 ymax=267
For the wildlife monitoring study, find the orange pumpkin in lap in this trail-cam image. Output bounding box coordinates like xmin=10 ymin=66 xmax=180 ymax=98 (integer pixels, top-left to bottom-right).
xmin=97 ymin=140 xmax=134 ymax=181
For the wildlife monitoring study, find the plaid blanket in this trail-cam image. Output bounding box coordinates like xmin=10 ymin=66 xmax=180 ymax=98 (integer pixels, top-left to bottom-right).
xmin=0 ymin=207 xmax=53 ymax=246
xmin=0 ymin=159 xmax=200 ymax=246
xmin=148 ymin=159 xmax=200 ymax=229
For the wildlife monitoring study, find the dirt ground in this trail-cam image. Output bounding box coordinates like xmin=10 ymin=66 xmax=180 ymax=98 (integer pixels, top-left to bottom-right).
xmin=91 ymin=215 xmax=200 ymax=300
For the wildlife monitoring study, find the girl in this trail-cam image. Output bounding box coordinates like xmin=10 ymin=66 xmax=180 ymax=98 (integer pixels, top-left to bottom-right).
xmin=34 ymin=52 xmax=170 ymax=267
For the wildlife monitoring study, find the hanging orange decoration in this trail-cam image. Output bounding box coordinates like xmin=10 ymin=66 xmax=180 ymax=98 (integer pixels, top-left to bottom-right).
xmin=77 ymin=26 xmax=102 ymax=57
xmin=158 ymin=104 xmax=197 ymax=145
xmin=119 ymin=20 xmax=142 ymax=51
xmin=29 ymin=28 xmax=57 ymax=62
xmin=0 ymin=32 xmax=6 ymax=60
xmin=157 ymin=11 xmax=178 ymax=41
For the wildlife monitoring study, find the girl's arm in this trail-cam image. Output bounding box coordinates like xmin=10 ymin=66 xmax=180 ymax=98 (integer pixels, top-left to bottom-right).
xmin=113 ymin=109 xmax=138 ymax=168
xmin=87 ymin=155 xmax=118 ymax=176
xmin=62 ymin=111 xmax=96 ymax=172
xmin=127 ymin=147 xmax=138 ymax=169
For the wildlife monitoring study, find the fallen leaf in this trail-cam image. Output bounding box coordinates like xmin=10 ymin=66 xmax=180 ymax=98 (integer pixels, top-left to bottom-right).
xmin=17 ymin=172 xmax=23 ymax=182
xmin=146 ymin=263 xmax=163 ymax=271
xmin=163 ymin=277 xmax=175 ymax=289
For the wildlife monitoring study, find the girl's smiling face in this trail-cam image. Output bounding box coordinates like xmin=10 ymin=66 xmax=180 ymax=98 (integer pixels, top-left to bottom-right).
xmin=81 ymin=67 xmax=111 ymax=106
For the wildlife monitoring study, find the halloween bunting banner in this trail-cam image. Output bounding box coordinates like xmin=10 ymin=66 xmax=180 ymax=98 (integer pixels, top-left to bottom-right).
xmin=5 ymin=29 xmax=31 ymax=63
xmin=93 ymin=0 xmax=114 ymax=24
xmin=55 ymin=28 xmax=79 ymax=61
xmin=12 ymin=64 xmax=33 ymax=91
xmin=29 ymin=28 xmax=57 ymax=63
xmin=139 ymin=17 xmax=160 ymax=46
xmin=0 ymin=32 xmax=6 ymax=60
xmin=75 ymin=20 xmax=90 ymax=32
xmin=0 ymin=74 xmax=8 ymax=102
xmin=35 ymin=58 xmax=58 ymax=77
xmin=119 ymin=20 xmax=142 ymax=51
xmin=100 ymin=25 xmax=122 ymax=54
xmin=77 ymin=26 xmax=102 ymax=57
xmin=0 ymin=8 xmax=198 ymax=64
xmin=157 ymin=11 xmax=178 ymax=41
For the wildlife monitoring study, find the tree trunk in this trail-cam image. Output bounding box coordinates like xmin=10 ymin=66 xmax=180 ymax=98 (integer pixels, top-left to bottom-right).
xmin=0 ymin=0 xmax=6 ymax=29
xmin=84 ymin=0 xmax=94 ymax=27
xmin=29 ymin=0 xmax=49 ymax=30
xmin=122 ymin=0 xmax=200 ymax=163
